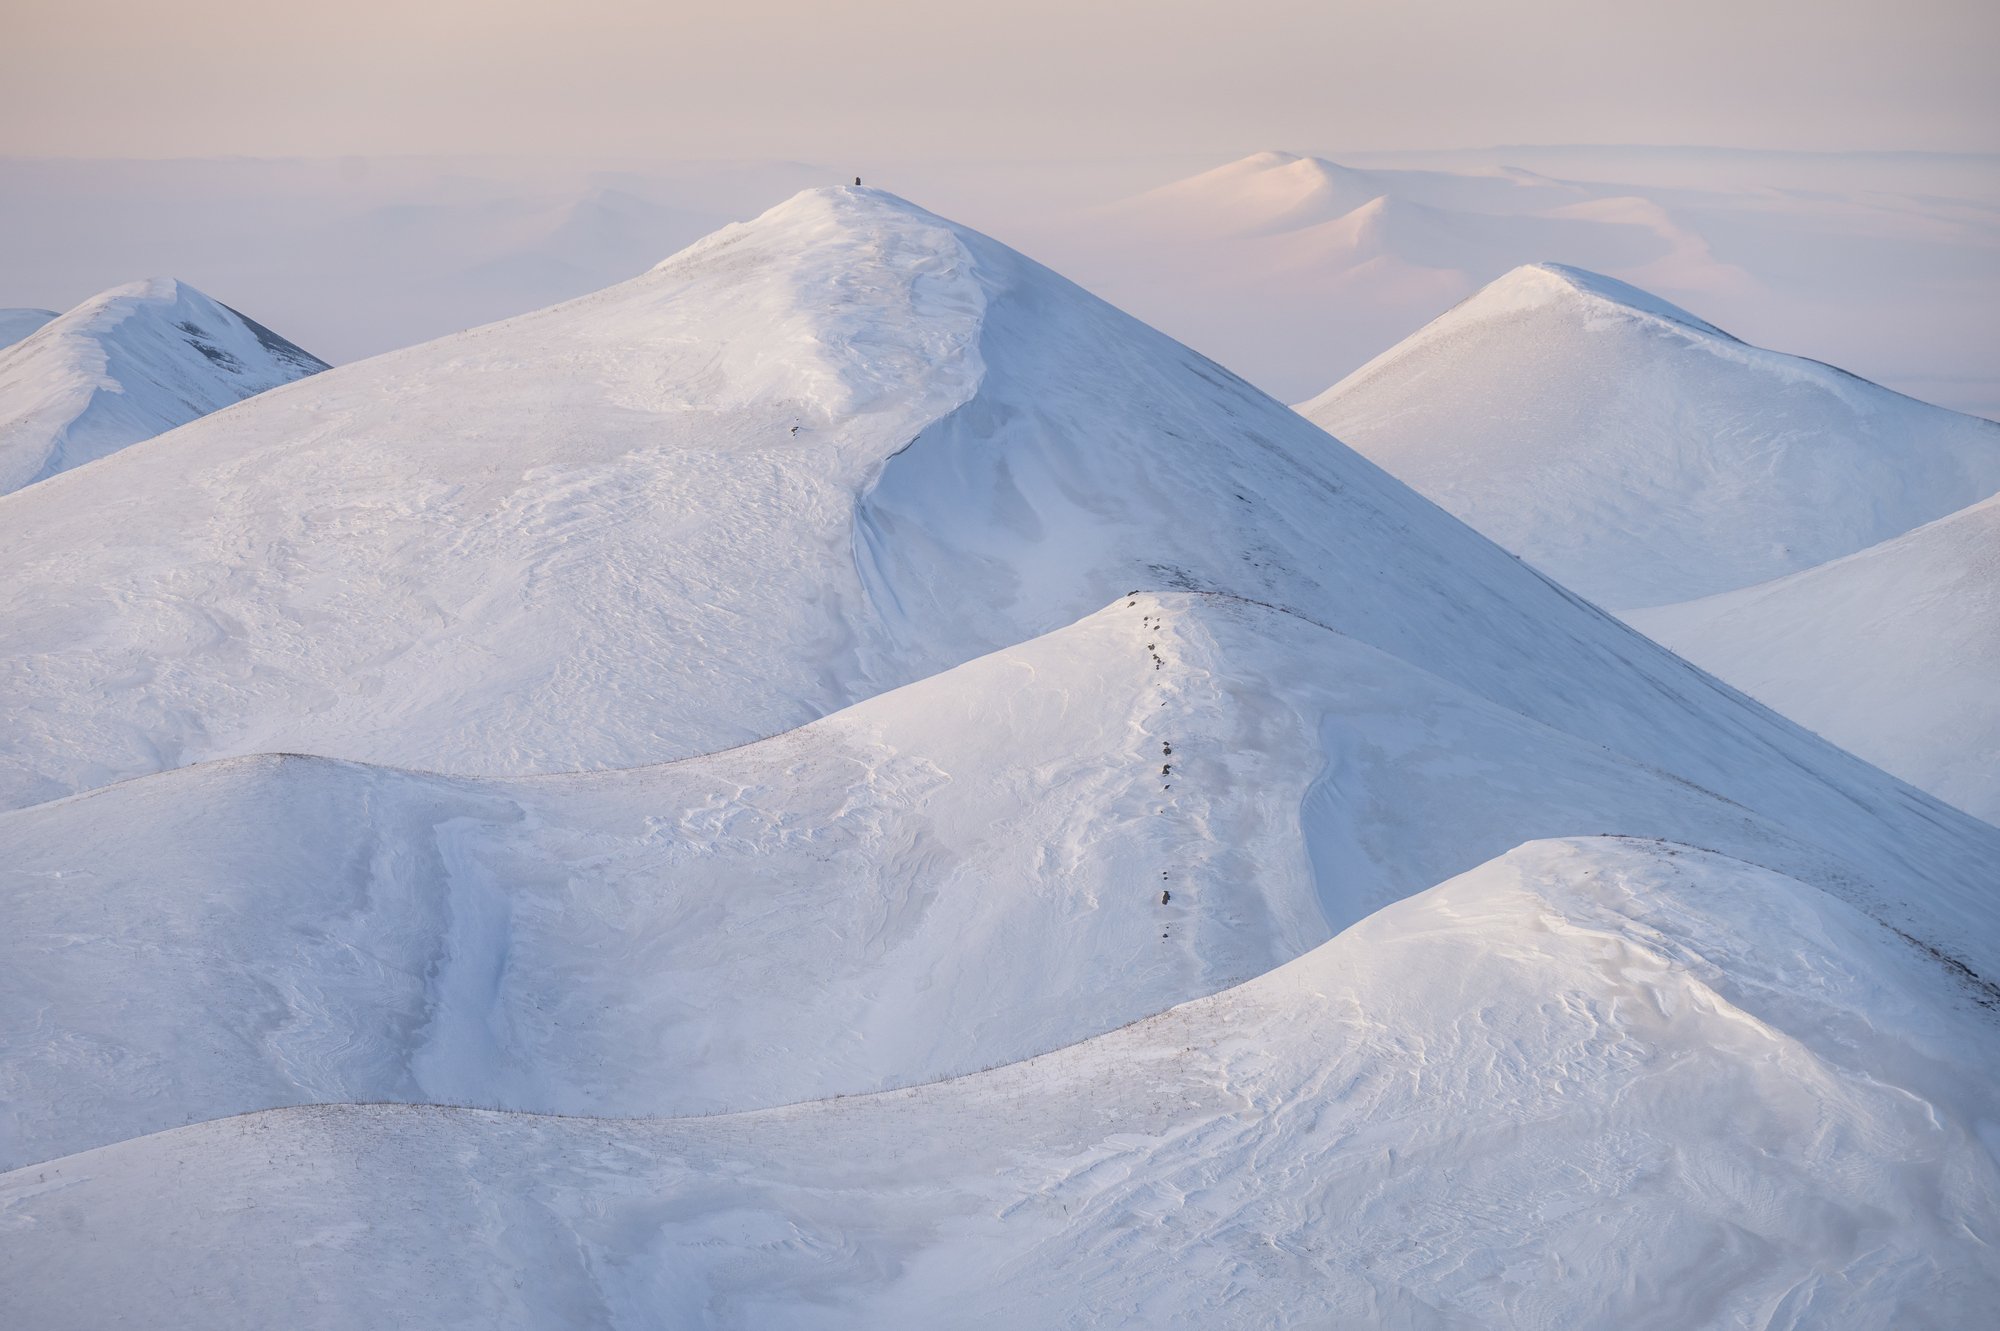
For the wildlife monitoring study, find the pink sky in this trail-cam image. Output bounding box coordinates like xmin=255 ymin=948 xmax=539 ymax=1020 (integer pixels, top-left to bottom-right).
xmin=4 ymin=0 xmax=1996 ymax=159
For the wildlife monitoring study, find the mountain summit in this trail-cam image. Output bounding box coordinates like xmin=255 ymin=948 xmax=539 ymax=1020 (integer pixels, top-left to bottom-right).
xmin=0 ymin=277 xmax=326 ymax=493
xmin=1301 ymin=262 xmax=2000 ymax=609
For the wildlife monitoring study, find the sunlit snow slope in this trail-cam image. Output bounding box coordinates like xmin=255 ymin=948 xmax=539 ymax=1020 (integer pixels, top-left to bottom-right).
xmin=11 ymin=591 xmax=1997 ymax=1170
xmin=6 ymin=839 xmax=1995 ymax=1329
xmin=1634 ymin=493 xmax=2000 ymax=823
xmin=3 ymin=190 xmax=1995 ymax=963
xmin=0 ymin=278 xmax=326 ymax=494
xmin=4 ymin=188 xmax=1999 ymax=1329
xmin=0 ymin=189 xmax=1983 ymax=885
xmin=1299 ymin=263 xmax=2000 ymax=610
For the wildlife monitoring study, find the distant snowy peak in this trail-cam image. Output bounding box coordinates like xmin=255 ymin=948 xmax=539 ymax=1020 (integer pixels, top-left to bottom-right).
xmin=1302 ymin=264 xmax=2000 ymax=608
xmin=1461 ymin=261 xmax=1736 ymax=339
xmin=0 ymin=277 xmax=326 ymax=494
xmin=1112 ymin=151 xmax=1588 ymax=239
xmin=1158 ymin=152 xmax=1393 ymax=235
xmin=0 ymin=307 xmax=57 ymax=350
xmin=1310 ymin=264 xmax=1742 ymax=407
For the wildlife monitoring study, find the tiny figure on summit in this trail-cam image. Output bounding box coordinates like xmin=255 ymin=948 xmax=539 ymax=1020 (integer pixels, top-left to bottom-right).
xmin=854 ymin=176 xmax=862 ymax=187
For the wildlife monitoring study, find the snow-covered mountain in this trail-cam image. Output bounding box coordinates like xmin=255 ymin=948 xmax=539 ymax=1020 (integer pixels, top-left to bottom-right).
xmin=1299 ymin=263 xmax=2000 ymax=821
xmin=4 ymin=188 xmax=1997 ymax=1326
xmin=1101 ymin=151 xmax=1596 ymax=237
xmin=0 ymin=307 xmax=55 ymax=349
xmin=1300 ymin=263 xmax=2000 ymax=609
xmin=11 ymin=590 xmax=1997 ymax=1173
xmin=0 ymin=278 xmax=327 ymax=494
xmin=1047 ymin=150 xmax=1760 ymax=407
xmin=1633 ymin=492 xmax=2000 ymax=823
xmin=9 ymin=837 xmax=1995 ymax=1327
xmin=0 ymin=186 xmax=1983 ymax=865
xmin=1045 ymin=149 xmax=2000 ymax=418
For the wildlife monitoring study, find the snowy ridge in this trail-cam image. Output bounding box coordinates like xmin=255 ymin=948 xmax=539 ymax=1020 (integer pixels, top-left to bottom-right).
xmin=4 ymin=189 xmax=1998 ymax=1326
xmin=1633 ymin=491 xmax=2000 ymax=823
xmin=1301 ymin=263 xmax=2000 ymax=608
xmin=3 ymin=190 xmax=1995 ymax=972
xmin=4 ymin=182 xmax=1979 ymax=845
xmin=7 ymin=838 xmax=1995 ymax=1328
xmin=0 ymin=278 xmax=326 ymax=494
xmin=9 ymin=590 xmax=1998 ymax=1173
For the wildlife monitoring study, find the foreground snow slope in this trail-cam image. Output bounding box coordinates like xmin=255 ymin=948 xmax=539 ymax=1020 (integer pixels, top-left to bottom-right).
xmin=13 ymin=593 xmax=1998 ymax=1170
xmin=1633 ymin=493 xmax=2000 ymax=824
xmin=1299 ymin=263 xmax=2000 ymax=610
xmin=0 ymin=307 xmax=55 ymax=349
xmin=0 ymin=278 xmax=326 ymax=494
xmin=7 ymin=839 xmax=1994 ymax=1329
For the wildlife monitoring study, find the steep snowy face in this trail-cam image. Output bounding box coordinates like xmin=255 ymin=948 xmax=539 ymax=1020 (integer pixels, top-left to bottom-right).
xmin=11 ymin=592 xmax=1997 ymax=1170
xmin=1633 ymin=492 xmax=2000 ymax=823
xmin=0 ymin=278 xmax=326 ymax=494
xmin=0 ymin=308 xmax=55 ymax=350
xmin=9 ymin=839 xmax=1996 ymax=1329
xmin=1300 ymin=263 xmax=2000 ymax=609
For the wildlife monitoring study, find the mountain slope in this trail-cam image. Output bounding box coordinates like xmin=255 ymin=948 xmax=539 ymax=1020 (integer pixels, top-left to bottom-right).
xmin=5 ymin=186 xmax=1999 ymax=1328
xmin=0 ymin=594 xmax=1325 ymax=1166
xmin=1633 ymin=492 xmax=2000 ymax=823
xmin=7 ymin=838 xmax=1994 ymax=1329
xmin=12 ymin=591 xmax=1999 ymax=1170
xmin=0 ymin=278 xmax=326 ymax=493
xmin=4 ymin=189 xmax=1996 ymax=965
xmin=1299 ymin=263 xmax=2000 ymax=609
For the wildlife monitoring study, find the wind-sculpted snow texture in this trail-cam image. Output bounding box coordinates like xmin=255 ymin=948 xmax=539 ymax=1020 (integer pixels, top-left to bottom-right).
xmin=6 ymin=840 xmax=1996 ymax=1329
xmin=1300 ymin=262 xmax=2000 ymax=610
xmin=10 ymin=592 xmax=1998 ymax=1173
xmin=3 ymin=189 xmax=1997 ymax=1328
xmin=0 ymin=278 xmax=326 ymax=494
